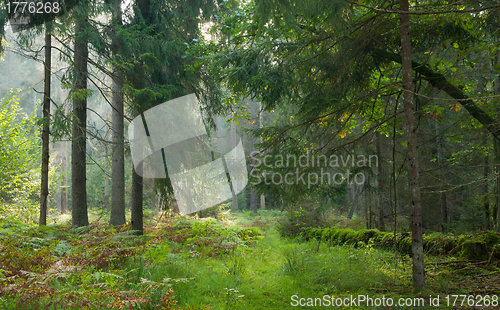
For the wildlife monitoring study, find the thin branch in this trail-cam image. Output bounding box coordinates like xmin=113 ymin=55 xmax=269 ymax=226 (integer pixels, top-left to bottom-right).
xmin=343 ymin=0 xmax=500 ymax=15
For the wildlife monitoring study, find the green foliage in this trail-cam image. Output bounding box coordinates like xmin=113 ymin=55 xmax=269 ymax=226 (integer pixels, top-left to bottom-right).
xmin=277 ymin=203 xmax=325 ymax=237
xmin=156 ymin=218 xmax=263 ymax=257
xmin=0 ymin=91 xmax=53 ymax=223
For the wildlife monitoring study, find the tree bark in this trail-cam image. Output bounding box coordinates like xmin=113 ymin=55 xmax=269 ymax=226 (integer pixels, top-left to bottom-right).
xmin=230 ymin=118 xmax=239 ymax=211
xmin=61 ymin=142 xmax=68 ymax=214
xmin=436 ymin=122 xmax=447 ymax=233
xmin=375 ymin=133 xmax=385 ymax=231
xmin=249 ymin=100 xmax=258 ymax=213
xmin=109 ymin=0 xmax=125 ymax=226
xmin=494 ymin=56 xmax=500 ymax=233
xmin=400 ymin=0 xmax=425 ymax=290
xmin=71 ymin=17 xmax=89 ymax=227
xmin=483 ymin=150 xmax=490 ymax=231
xmin=104 ymin=144 xmax=110 ymax=211
xmin=365 ymin=178 xmax=371 ymax=229
xmin=39 ymin=31 xmax=51 ymax=226
xmin=259 ymin=105 xmax=265 ymax=210
xmin=130 ymin=162 xmax=143 ymax=235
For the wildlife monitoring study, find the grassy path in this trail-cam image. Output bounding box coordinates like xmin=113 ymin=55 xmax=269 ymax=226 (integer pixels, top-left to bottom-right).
xmin=151 ymin=226 xmax=400 ymax=309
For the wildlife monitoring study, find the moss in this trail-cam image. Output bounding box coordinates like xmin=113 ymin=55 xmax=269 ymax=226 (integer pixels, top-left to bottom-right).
xmin=397 ymin=237 xmax=412 ymax=254
xmin=457 ymin=235 xmax=468 ymax=245
xmin=474 ymin=231 xmax=500 ymax=247
xmin=460 ymin=241 xmax=488 ymax=260
xmin=300 ymin=226 xmax=500 ymax=262
xmin=492 ymin=244 xmax=500 ymax=261
xmin=345 ymin=231 xmax=359 ymax=245
xmin=358 ymin=229 xmax=378 ymax=243
xmin=320 ymin=228 xmax=331 ymax=241
xmin=337 ymin=229 xmax=351 ymax=244
xmin=380 ymin=232 xmax=394 ymax=245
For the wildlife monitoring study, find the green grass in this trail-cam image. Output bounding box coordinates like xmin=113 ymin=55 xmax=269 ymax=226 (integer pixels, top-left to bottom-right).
xmin=126 ymin=227 xmax=401 ymax=309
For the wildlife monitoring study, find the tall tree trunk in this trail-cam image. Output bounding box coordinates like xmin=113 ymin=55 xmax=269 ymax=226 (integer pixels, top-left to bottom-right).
xmin=71 ymin=17 xmax=89 ymax=227
xmin=496 ymin=139 xmax=500 ymax=232
xmin=230 ymin=118 xmax=239 ymax=212
xmin=39 ymin=30 xmax=51 ymax=226
xmin=130 ymin=108 xmax=143 ymax=234
xmin=365 ymin=179 xmax=371 ymax=229
xmin=375 ymin=133 xmax=385 ymax=231
xmin=436 ymin=122 xmax=447 ymax=233
xmin=249 ymin=100 xmax=258 ymax=213
xmin=400 ymin=0 xmax=425 ymax=289
xmin=104 ymin=145 xmax=110 ymax=211
xmin=61 ymin=142 xmax=68 ymax=214
xmin=109 ymin=0 xmax=125 ymax=226
xmin=495 ymin=56 xmax=500 ymax=233
xmin=259 ymin=104 xmax=265 ymax=210
xmin=130 ymin=162 xmax=143 ymax=235
xmin=440 ymin=185 xmax=447 ymax=233
xmin=483 ymin=151 xmax=490 ymax=231
xmin=477 ymin=62 xmax=489 ymax=231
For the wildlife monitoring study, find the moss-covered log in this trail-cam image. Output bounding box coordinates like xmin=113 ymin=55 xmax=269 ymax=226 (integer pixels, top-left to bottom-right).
xmin=302 ymin=227 xmax=500 ymax=262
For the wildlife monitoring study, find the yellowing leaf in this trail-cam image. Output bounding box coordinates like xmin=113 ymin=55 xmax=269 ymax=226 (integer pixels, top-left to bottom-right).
xmin=449 ymin=103 xmax=461 ymax=111
xmin=338 ymin=131 xmax=346 ymax=138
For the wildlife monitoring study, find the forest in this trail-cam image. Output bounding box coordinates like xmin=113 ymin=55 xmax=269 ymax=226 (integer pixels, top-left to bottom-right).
xmin=1 ymin=0 xmax=500 ymax=308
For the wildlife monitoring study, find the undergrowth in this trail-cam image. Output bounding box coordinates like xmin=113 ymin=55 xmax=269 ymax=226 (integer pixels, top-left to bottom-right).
xmin=1 ymin=211 xmax=499 ymax=309
xmin=0 ymin=215 xmax=262 ymax=309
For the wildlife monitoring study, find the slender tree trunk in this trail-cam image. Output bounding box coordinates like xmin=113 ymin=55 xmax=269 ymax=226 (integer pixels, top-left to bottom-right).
xmin=109 ymin=0 xmax=125 ymax=226
xmin=230 ymin=118 xmax=239 ymax=211
xmin=110 ymin=65 xmax=125 ymax=225
xmin=61 ymin=142 xmax=68 ymax=214
xmin=130 ymin=162 xmax=143 ymax=235
xmin=375 ymin=133 xmax=385 ymax=231
xmin=483 ymin=152 xmax=490 ymax=231
xmin=400 ymin=0 xmax=425 ymax=289
xmin=71 ymin=17 xmax=89 ymax=227
xmin=39 ymin=31 xmax=51 ymax=226
xmin=440 ymin=185 xmax=447 ymax=233
xmin=495 ymin=128 xmax=500 ymax=232
xmin=249 ymin=100 xmax=258 ymax=213
xmin=104 ymin=145 xmax=110 ymax=211
xmin=435 ymin=122 xmax=447 ymax=233
xmin=365 ymin=180 xmax=370 ymax=229
xmin=130 ymin=101 xmax=143 ymax=234
xmin=476 ymin=62 xmax=489 ymax=231
xmin=495 ymin=56 xmax=500 ymax=232
xmin=259 ymin=105 xmax=265 ymax=210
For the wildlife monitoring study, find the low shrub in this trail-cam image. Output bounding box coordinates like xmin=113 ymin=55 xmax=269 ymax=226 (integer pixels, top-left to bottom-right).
xmin=276 ymin=203 xmax=325 ymax=237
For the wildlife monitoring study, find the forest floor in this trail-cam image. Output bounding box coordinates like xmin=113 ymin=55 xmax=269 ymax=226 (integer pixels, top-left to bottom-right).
xmin=0 ymin=210 xmax=500 ymax=309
